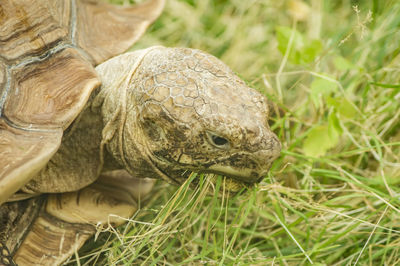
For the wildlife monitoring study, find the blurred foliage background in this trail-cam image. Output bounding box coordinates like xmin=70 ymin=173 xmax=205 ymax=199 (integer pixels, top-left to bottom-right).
xmin=72 ymin=0 xmax=400 ymax=264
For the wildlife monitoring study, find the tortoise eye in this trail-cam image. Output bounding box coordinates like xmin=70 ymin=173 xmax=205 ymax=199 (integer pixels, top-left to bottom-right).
xmin=206 ymin=132 xmax=230 ymax=149
xmin=212 ymin=135 xmax=228 ymax=146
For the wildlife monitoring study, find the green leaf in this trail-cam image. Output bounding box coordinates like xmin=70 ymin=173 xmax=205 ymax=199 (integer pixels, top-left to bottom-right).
xmin=327 ymin=96 xmax=357 ymax=118
xmin=328 ymin=111 xmax=343 ymax=137
xmin=276 ymin=26 xmax=323 ymax=65
xmin=310 ymin=77 xmax=338 ymax=108
xmin=303 ymin=124 xmax=340 ymax=157
xmin=276 ymin=26 xmax=304 ymax=65
xmin=302 ymin=39 xmax=323 ymax=63
xmin=333 ymin=56 xmax=355 ymax=71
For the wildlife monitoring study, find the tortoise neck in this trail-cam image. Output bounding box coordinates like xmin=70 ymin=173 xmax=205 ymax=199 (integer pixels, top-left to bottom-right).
xmin=77 ymin=86 xmax=124 ymax=172
xmin=94 ymin=73 xmax=167 ymax=181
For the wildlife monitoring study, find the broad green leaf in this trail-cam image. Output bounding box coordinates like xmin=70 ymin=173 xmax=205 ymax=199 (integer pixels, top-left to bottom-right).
xmin=302 ymin=39 xmax=323 ymax=63
xmin=303 ymin=124 xmax=339 ymax=157
xmin=328 ymin=111 xmax=343 ymax=137
xmin=310 ymin=77 xmax=338 ymax=108
xmin=327 ymin=97 xmax=358 ymax=118
xmin=333 ymin=56 xmax=355 ymax=71
xmin=276 ymin=26 xmax=304 ymax=64
xmin=276 ymin=26 xmax=323 ymax=65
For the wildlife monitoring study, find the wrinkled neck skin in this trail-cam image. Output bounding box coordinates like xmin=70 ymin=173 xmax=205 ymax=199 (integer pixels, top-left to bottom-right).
xmin=95 ymin=48 xmax=170 ymax=181
xmin=97 ymin=95 xmax=166 ymax=182
xmin=95 ymin=46 xmax=281 ymax=192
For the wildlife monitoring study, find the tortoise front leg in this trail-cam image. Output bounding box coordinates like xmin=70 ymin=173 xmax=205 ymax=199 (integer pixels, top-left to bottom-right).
xmin=10 ymin=171 xmax=154 ymax=265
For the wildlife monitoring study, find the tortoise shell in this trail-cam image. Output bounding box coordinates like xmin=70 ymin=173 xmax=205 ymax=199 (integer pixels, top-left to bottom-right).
xmin=0 ymin=0 xmax=165 ymax=204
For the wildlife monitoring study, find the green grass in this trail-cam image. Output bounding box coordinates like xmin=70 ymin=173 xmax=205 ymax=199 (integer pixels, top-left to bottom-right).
xmin=71 ymin=0 xmax=400 ymax=264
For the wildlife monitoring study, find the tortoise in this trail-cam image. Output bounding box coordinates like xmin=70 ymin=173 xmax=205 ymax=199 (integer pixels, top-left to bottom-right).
xmin=0 ymin=0 xmax=281 ymax=264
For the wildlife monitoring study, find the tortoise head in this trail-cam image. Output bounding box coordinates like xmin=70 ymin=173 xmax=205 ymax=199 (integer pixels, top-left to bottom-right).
xmin=98 ymin=47 xmax=280 ymax=191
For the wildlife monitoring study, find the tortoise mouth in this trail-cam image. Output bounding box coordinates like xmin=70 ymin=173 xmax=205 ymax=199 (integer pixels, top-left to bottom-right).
xmin=181 ymin=170 xmax=257 ymax=193
xmin=147 ymin=154 xmax=263 ymax=192
xmin=154 ymin=164 xmax=259 ymax=193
